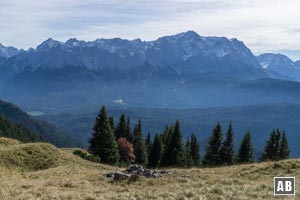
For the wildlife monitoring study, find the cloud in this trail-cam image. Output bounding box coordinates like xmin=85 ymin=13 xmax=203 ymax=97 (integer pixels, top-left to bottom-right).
xmin=1 ymin=0 xmax=300 ymax=60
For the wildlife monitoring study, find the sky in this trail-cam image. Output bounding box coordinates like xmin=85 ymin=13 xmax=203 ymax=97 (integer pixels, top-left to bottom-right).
xmin=1 ymin=0 xmax=300 ymax=60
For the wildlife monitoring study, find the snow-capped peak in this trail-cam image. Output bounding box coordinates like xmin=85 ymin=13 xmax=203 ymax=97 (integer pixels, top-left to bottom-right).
xmin=173 ymin=30 xmax=201 ymax=39
xmin=257 ymin=53 xmax=294 ymax=68
xmin=65 ymin=38 xmax=86 ymax=47
xmin=0 ymin=43 xmax=23 ymax=58
xmin=37 ymin=38 xmax=62 ymax=50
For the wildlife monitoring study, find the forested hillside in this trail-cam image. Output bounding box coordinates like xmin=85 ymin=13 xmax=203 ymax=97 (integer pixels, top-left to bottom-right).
xmin=41 ymin=103 xmax=300 ymax=157
xmin=0 ymin=115 xmax=40 ymax=142
xmin=0 ymin=99 xmax=83 ymax=147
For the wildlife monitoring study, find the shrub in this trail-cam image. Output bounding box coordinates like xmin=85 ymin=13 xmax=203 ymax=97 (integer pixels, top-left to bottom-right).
xmin=117 ymin=137 xmax=135 ymax=163
xmin=73 ymin=150 xmax=100 ymax=163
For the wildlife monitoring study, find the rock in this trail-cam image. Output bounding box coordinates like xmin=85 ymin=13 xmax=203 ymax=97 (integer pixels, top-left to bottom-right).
xmin=144 ymin=169 xmax=152 ymax=177
xmin=105 ymin=173 xmax=115 ymax=178
xmin=273 ymin=162 xmax=281 ymax=169
xmin=126 ymin=164 xmax=144 ymax=174
xmin=159 ymin=170 xmax=170 ymax=174
xmin=128 ymin=174 xmax=139 ymax=182
xmin=105 ymin=165 xmax=171 ymax=181
xmin=113 ymin=171 xmax=131 ymax=181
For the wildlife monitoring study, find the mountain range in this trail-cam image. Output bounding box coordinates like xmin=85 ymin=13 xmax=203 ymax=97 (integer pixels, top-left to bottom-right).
xmin=257 ymin=53 xmax=300 ymax=80
xmin=1 ymin=31 xmax=300 ymax=112
xmin=0 ymin=43 xmax=23 ymax=58
xmin=1 ymin=30 xmax=300 ymax=156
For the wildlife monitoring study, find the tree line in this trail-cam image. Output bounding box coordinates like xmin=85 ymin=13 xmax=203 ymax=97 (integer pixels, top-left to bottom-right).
xmin=89 ymin=106 xmax=290 ymax=167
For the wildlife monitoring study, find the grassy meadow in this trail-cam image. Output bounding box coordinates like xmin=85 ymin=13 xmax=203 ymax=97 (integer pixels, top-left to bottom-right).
xmin=0 ymin=137 xmax=299 ymax=200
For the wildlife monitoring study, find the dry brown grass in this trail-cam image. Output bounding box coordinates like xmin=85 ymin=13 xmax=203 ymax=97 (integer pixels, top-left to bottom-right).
xmin=0 ymin=137 xmax=299 ymax=200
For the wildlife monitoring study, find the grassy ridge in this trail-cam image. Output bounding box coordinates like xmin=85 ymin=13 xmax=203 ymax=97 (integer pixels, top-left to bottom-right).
xmin=0 ymin=137 xmax=298 ymax=199
xmin=0 ymin=138 xmax=61 ymax=171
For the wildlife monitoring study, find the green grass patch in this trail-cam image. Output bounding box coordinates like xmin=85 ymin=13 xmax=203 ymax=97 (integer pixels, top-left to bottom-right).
xmin=73 ymin=150 xmax=101 ymax=163
xmin=0 ymin=140 xmax=61 ymax=171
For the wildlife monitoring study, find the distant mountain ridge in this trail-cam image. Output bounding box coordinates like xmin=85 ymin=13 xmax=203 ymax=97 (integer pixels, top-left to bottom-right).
xmin=0 ymin=31 xmax=300 ymax=111
xmin=0 ymin=43 xmax=24 ymax=58
xmin=257 ymin=53 xmax=300 ymax=81
xmin=2 ymin=32 xmax=299 ymax=79
xmin=0 ymin=31 xmax=266 ymax=78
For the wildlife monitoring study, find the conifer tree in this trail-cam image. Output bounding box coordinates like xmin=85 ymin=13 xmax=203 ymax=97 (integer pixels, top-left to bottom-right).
xmin=190 ymin=133 xmax=201 ymax=166
xmin=238 ymin=132 xmax=254 ymax=163
xmin=145 ymin=132 xmax=152 ymax=147
xmin=161 ymin=125 xmax=170 ymax=146
xmin=185 ymin=137 xmax=194 ymax=167
xmin=279 ymin=131 xmax=290 ymax=159
xmin=148 ymin=134 xmax=163 ymax=168
xmin=89 ymin=106 xmax=120 ymax=164
xmin=203 ymin=122 xmax=223 ymax=166
xmin=109 ymin=117 xmax=115 ymax=132
xmin=220 ymin=122 xmax=235 ymax=165
xmin=160 ymin=125 xmax=174 ymax=166
xmin=126 ymin=117 xmax=133 ymax=142
xmin=261 ymin=129 xmax=281 ymax=161
xmin=145 ymin=132 xmax=152 ymax=156
xmin=132 ymin=119 xmax=147 ymax=165
xmin=115 ymin=114 xmax=127 ymax=139
xmin=168 ymin=120 xmax=185 ymax=166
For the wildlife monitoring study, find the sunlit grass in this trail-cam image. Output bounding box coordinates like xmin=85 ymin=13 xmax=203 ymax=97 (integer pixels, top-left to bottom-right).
xmin=0 ymin=137 xmax=299 ymax=199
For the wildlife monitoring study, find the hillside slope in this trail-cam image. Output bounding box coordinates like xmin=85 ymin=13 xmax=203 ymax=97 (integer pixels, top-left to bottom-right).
xmin=0 ymin=99 xmax=84 ymax=148
xmin=0 ymin=115 xmax=40 ymax=143
xmin=0 ymin=138 xmax=60 ymax=171
xmin=0 ymin=138 xmax=299 ymax=199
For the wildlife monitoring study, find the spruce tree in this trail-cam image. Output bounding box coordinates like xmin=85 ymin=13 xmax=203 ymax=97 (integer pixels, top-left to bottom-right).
xmin=203 ymin=122 xmax=223 ymax=166
xmin=115 ymin=114 xmax=127 ymax=139
xmin=148 ymin=134 xmax=163 ymax=168
xmin=168 ymin=120 xmax=185 ymax=166
xmin=220 ymin=122 xmax=235 ymax=165
xmin=185 ymin=137 xmax=194 ymax=167
xmin=279 ymin=131 xmax=290 ymax=159
xmin=261 ymin=129 xmax=281 ymax=161
xmin=126 ymin=117 xmax=133 ymax=142
xmin=190 ymin=134 xmax=201 ymax=166
xmin=145 ymin=132 xmax=152 ymax=156
xmin=89 ymin=106 xmax=120 ymax=164
xmin=238 ymin=132 xmax=254 ymax=163
xmin=145 ymin=132 xmax=152 ymax=147
xmin=132 ymin=119 xmax=147 ymax=165
xmin=160 ymin=125 xmax=174 ymax=166
xmin=161 ymin=125 xmax=170 ymax=146
xmin=109 ymin=117 xmax=115 ymax=132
